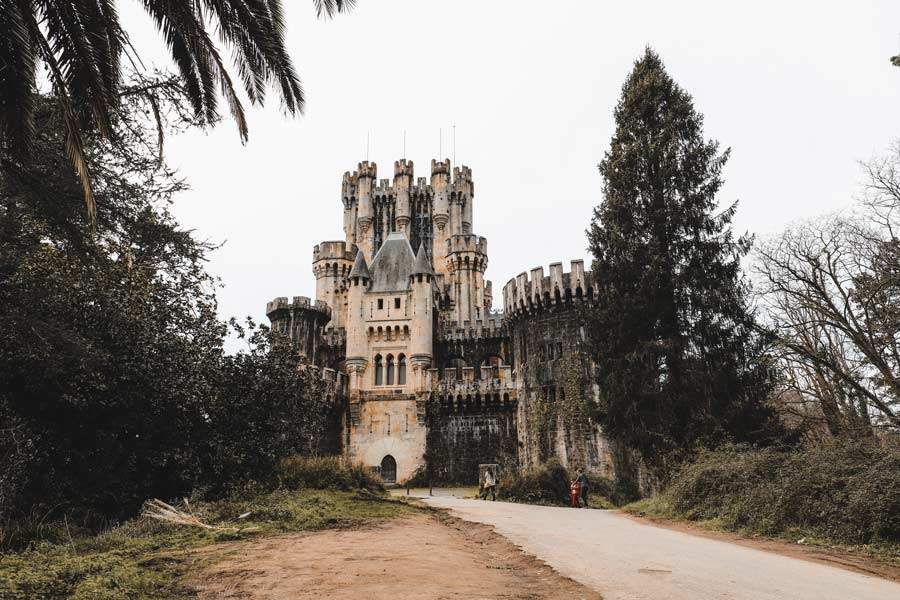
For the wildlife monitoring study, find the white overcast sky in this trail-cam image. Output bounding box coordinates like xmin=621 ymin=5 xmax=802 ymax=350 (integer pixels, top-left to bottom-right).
xmin=118 ymin=1 xmax=900 ymax=350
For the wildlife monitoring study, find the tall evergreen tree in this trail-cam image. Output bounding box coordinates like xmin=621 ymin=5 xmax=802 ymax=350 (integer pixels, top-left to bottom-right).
xmin=587 ymin=48 xmax=779 ymax=474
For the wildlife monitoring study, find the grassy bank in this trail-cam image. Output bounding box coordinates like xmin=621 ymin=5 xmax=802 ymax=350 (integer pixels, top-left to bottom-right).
xmin=624 ymin=442 xmax=900 ymax=564
xmin=0 ymin=458 xmax=411 ymax=600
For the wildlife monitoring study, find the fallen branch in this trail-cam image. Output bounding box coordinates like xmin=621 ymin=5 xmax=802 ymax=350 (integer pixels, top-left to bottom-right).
xmin=141 ymin=499 xmax=258 ymax=533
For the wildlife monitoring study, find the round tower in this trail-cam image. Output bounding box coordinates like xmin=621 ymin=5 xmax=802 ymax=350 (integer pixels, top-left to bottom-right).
xmin=453 ymin=166 xmax=474 ymax=235
xmin=265 ymin=296 xmax=332 ymax=365
xmin=345 ymin=250 xmax=371 ymax=384
xmin=341 ymin=171 xmax=358 ymax=246
xmin=445 ymin=234 xmax=489 ymax=324
xmin=312 ymin=241 xmax=353 ymax=330
xmin=355 ymin=161 xmax=377 ymax=261
xmin=431 ymin=159 xmax=451 ymax=275
xmin=394 ymin=159 xmax=413 ymax=236
xmin=409 ymin=243 xmax=434 ymax=389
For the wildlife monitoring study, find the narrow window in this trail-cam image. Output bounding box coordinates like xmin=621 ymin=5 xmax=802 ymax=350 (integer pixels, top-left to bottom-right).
xmin=394 ymin=297 xmax=401 ymax=309
xmin=398 ymin=354 xmax=406 ymax=385
xmin=386 ymin=354 xmax=395 ymax=385
xmin=374 ymin=354 xmax=383 ymax=385
xmin=377 ymin=298 xmax=384 ymax=310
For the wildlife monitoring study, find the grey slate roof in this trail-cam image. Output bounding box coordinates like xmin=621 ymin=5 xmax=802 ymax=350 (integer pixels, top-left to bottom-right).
xmin=348 ymin=249 xmax=370 ymax=279
xmin=411 ymin=242 xmax=433 ymax=276
xmin=369 ymin=232 xmax=416 ymax=292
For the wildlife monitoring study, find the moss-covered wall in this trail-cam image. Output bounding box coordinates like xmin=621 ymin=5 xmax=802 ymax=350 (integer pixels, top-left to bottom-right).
xmin=509 ymin=306 xmax=637 ymax=485
xmin=424 ymin=404 xmax=518 ymax=484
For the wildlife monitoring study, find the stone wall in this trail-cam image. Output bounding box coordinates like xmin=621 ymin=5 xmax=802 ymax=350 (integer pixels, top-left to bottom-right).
xmin=425 ymin=404 xmax=518 ymax=484
xmin=504 ymin=263 xmax=638 ymax=485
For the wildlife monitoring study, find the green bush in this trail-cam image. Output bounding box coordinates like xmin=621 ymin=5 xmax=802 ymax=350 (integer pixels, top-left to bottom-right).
xmin=658 ymin=441 xmax=900 ymax=544
xmin=276 ymin=456 xmax=384 ymax=492
xmin=498 ymin=460 xmax=570 ymax=504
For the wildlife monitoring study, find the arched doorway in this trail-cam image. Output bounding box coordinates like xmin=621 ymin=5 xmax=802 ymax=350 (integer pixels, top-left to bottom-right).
xmin=380 ymin=455 xmax=397 ymax=484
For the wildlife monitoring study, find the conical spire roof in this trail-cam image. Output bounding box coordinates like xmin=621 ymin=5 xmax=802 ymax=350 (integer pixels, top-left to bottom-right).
xmin=411 ymin=242 xmax=433 ymax=276
xmin=348 ymin=249 xmax=370 ymax=279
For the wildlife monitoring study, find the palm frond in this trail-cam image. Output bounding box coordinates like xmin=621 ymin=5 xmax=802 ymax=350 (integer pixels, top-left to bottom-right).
xmin=24 ymin=6 xmax=96 ymax=227
xmin=1 ymin=0 xmax=357 ymax=227
xmin=313 ymin=0 xmax=356 ymax=19
xmin=0 ymin=3 xmax=38 ymax=158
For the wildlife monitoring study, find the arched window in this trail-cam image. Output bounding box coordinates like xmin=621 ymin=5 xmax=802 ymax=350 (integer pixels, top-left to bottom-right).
xmin=374 ymin=354 xmax=383 ymax=385
xmin=386 ymin=354 xmax=395 ymax=385
xmin=398 ymin=354 xmax=407 ymax=385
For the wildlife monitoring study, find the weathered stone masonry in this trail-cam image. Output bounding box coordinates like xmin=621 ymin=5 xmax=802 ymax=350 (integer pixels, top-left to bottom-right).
xmin=266 ymin=158 xmax=634 ymax=485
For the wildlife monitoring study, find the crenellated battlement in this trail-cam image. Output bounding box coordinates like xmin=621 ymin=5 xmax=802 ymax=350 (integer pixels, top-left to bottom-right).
xmin=313 ymin=240 xmax=354 ymax=263
xmin=446 ymin=234 xmax=487 ymax=256
xmin=438 ymin=316 xmax=506 ymax=342
xmin=502 ymin=259 xmax=596 ymax=317
xmin=356 ymin=160 xmax=377 ymax=179
xmin=394 ymin=159 xmax=414 ymax=179
xmin=266 ymin=295 xmax=332 ymax=318
xmin=431 ymin=158 xmax=450 ymax=176
xmin=340 ymin=159 xmax=474 ymax=205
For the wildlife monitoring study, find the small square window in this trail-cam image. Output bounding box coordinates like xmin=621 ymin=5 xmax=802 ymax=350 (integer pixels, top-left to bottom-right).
xmin=377 ymin=299 xmax=384 ymax=310
xmin=394 ymin=297 xmax=401 ymax=309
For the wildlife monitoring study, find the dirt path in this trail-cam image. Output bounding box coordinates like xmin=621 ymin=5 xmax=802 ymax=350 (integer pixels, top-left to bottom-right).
xmin=193 ymin=511 xmax=600 ymax=599
xmin=421 ymin=496 xmax=900 ymax=600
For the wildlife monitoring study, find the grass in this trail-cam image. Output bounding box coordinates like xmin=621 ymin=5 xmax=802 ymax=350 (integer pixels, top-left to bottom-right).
xmin=0 ymin=488 xmax=413 ymax=600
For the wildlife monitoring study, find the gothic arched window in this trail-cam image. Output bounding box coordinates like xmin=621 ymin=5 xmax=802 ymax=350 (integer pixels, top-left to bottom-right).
xmin=386 ymin=354 xmax=395 ymax=385
xmin=374 ymin=354 xmax=383 ymax=385
xmin=398 ymin=354 xmax=407 ymax=385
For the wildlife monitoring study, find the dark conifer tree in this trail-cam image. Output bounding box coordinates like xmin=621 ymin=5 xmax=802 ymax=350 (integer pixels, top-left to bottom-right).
xmin=587 ymin=48 xmax=780 ymax=474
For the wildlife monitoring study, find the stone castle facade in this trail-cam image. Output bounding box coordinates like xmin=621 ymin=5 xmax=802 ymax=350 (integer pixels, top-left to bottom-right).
xmin=266 ymin=158 xmax=633 ymax=485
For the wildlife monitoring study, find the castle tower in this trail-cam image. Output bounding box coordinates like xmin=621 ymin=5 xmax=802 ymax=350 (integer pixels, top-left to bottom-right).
xmin=393 ymin=160 xmax=413 ymax=237
xmin=453 ymin=166 xmax=474 ymax=235
xmin=431 ymin=159 xmax=451 ymax=276
xmin=445 ymin=234 xmax=489 ymax=324
xmin=313 ymin=241 xmax=353 ymax=330
xmin=265 ymin=296 xmax=332 ymax=364
xmin=344 ymin=250 xmax=371 ymax=385
xmin=341 ymin=171 xmax=358 ymax=247
xmin=355 ymin=161 xmax=377 ymax=262
xmin=409 ymin=243 xmax=434 ymax=389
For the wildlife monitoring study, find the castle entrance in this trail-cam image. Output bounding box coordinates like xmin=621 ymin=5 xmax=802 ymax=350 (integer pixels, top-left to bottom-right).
xmin=380 ymin=455 xmax=397 ymax=484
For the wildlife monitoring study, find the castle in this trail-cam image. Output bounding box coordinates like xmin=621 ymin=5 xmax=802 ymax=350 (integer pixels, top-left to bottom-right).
xmin=266 ymin=158 xmax=633 ymax=485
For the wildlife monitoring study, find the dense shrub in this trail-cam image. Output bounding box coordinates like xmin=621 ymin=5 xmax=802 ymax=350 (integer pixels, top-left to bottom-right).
xmin=276 ymin=456 xmax=384 ymax=492
xmin=498 ymin=460 xmax=570 ymax=504
xmin=659 ymin=441 xmax=900 ymax=543
xmin=497 ymin=461 xmax=635 ymax=507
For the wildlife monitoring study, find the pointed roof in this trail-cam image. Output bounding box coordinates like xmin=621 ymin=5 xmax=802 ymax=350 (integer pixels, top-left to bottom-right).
xmin=369 ymin=232 xmax=416 ymax=292
xmin=348 ymin=249 xmax=370 ymax=280
xmin=411 ymin=242 xmax=433 ymax=276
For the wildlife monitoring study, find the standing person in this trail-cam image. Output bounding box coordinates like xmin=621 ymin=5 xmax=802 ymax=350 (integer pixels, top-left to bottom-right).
xmin=481 ymin=468 xmax=497 ymax=501
xmin=576 ymin=470 xmax=589 ymax=508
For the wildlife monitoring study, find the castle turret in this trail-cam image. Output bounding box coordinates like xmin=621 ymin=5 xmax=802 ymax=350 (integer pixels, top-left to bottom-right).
xmin=431 ymin=159 xmax=451 ymax=275
xmin=445 ymin=234 xmax=489 ymax=324
xmin=313 ymin=241 xmax=354 ymax=329
xmin=265 ymin=296 xmax=332 ymax=364
xmin=394 ymin=159 xmax=413 ymax=237
xmin=345 ymin=250 xmax=371 ymax=377
xmin=409 ymin=243 xmax=434 ymax=389
xmin=342 ymin=171 xmax=358 ymax=246
xmin=453 ymin=166 xmax=474 ymax=235
xmin=355 ymin=161 xmax=377 ymax=261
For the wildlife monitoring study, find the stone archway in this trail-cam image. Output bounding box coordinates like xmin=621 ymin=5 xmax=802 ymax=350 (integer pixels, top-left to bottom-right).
xmin=381 ymin=454 xmax=397 ymax=484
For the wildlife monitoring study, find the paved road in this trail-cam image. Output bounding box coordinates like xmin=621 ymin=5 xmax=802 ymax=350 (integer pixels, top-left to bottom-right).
xmin=421 ymin=495 xmax=900 ymax=600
